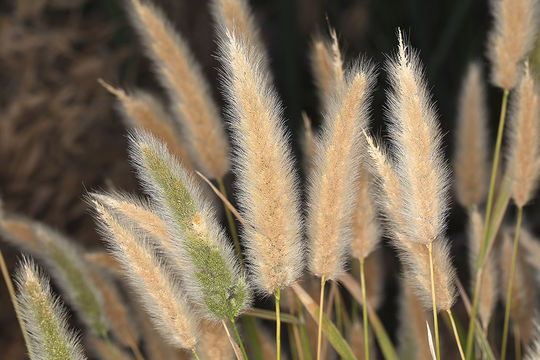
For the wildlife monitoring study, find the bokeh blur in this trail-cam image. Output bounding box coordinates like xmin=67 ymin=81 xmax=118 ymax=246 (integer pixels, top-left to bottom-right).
xmin=1 ymin=0 xmax=537 ymax=358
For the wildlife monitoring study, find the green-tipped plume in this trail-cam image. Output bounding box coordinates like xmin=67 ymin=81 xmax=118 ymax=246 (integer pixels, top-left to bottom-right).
xmin=16 ymin=258 xmax=86 ymax=360
xmin=129 ymin=131 xmax=251 ymax=321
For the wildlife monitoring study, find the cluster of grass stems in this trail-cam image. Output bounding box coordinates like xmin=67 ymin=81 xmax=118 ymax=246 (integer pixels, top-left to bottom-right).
xmin=1 ymin=0 xmax=540 ymax=359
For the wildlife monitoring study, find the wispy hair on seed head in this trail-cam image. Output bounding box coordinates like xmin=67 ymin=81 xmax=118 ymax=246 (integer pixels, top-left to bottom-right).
xmin=217 ymin=28 xmax=304 ymax=294
xmin=308 ymin=63 xmax=376 ymax=280
xmin=128 ymin=0 xmax=230 ymax=179
xmin=92 ymin=199 xmax=199 ymax=349
xmin=16 ymin=258 xmax=87 ymax=360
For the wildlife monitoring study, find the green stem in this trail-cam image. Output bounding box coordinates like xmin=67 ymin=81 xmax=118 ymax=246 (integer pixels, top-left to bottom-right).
xmin=360 ymin=259 xmax=370 ymax=360
xmin=428 ymin=243 xmax=440 ymax=360
xmin=316 ymin=277 xmax=326 ymax=360
xmin=275 ymin=288 xmax=281 ymax=360
xmin=104 ymin=333 xmax=119 ymax=360
xmin=466 ymin=88 xmax=510 ymax=360
xmin=500 ymin=206 xmax=523 ymax=360
xmin=217 ymin=178 xmax=244 ymax=268
xmin=192 ymin=348 xmax=201 ymax=360
xmin=0 ymin=249 xmax=30 ymax=351
xmin=231 ymin=316 xmax=249 ymax=360
xmin=447 ymin=309 xmax=465 ymax=360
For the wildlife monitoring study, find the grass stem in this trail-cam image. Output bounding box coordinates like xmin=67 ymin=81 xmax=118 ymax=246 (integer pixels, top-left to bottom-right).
xmin=231 ymin=316 xmax=249 ymax=360
xmin=316 ymin=276 xmax=326 ymax=360
xmin=428 ymin=242 xmax=440 ymax=360
xmin=466 ymin=88 xmax=509 ymax=360
xmin=447 ymin=309 xmax=465 ymax=360
xmin=500 ymin=206 xmax=523 ymax=360
xmin=275 ymin=288 xmax=281 ymax=360
xmin=192 ymin=348 xmax=201 ymax=360
xmin=217 ymin=178 xmax=244 ymax=268
xmin=360 ymin=259 xmax=370 ymax=360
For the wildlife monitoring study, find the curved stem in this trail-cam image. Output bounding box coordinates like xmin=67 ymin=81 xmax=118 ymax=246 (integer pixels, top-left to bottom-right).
xmin=217 ymin=178 xmax=244 ymax=268
xmin=501 ymin=206 xmax=523 ymax=360
xmin=466 ymin=88 xmax=509 ymax=359
xmin=192 ymin=348 xmax=201 ymax=360
xmin=275 ymin=288 xmax=281 ymax=360
xmin=0 ymin=249 xmax=30 ymax=351
xmin=316 ymin=276 xmax=326 ymax=360
xmin=447 ymin=309 xmax=465 ymax=360
xmin=231 ymin=316 xmax=249 ymax=360
xmin=428 ymin=243 xmax=440 ymax=360
xmin=360 ymin=259 xmax=370 ymax=360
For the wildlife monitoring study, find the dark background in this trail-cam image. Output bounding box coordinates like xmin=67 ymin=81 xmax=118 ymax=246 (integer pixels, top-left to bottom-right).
xmin=1 ymin=0 xmax=536 ymax=358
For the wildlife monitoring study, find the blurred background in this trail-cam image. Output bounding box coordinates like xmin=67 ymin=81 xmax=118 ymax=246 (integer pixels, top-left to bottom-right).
xmin=0 ymin=0 xmax=537 ymax=358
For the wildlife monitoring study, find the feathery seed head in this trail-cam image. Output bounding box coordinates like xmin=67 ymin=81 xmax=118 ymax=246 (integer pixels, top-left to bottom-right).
xmin=128 ymin=0 xmax=230 ymax=179
xmin=454 ymin=63 xmax=489 ymax=207
xmin=398 ymin=281 xmax=432 ymax=359
xmin=92 ymin=200 xmax=199 ymax=349
xmin=129 ymin=131 xmax=250 ymax=320
xmin=507 ymin=64 xmax=540 ymax=207
xmin=217 ymin=29 xmax=304 ymax=294
xmin=308 ymin=64 xmax=375 ymax=280
xmin=488 ymin=0 xmax=539 ymax=89
xmin=385 ymin=31 xmax=450 ymax=245
xmin=16 ymin=258 xmax=86 ymax=360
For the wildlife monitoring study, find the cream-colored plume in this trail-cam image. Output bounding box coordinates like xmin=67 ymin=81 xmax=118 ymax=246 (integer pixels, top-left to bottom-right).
xmin=217 ymin=29 xmax=304 ymax=294
xmin=93 ymin=200 xmax=199 ymax=350
xmin=128 ymin=0 xmax=229 ymax=179
xmin=487 ymin=0 xmax=539 ymax=89
xmin=506 ymin=64 xmax=540 ymax=207
xmin=467 ymin=208 xmax=497 ymax=330
xmin=454 ymin=62 xmax=489 ymax=207
xmin=99 ymin=80 xmax=193 ymax=171
xmin=385 ymin=31 xmax=450 ymax=246
xmin=15 ymin=258 xmax=86 ymax=360
xmin=308 ymin=64 xmax=375 ymax=280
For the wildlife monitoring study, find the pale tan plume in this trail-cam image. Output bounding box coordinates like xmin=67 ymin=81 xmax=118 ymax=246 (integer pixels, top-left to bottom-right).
xmin=308 ymin=65 xmax=375 ymax=280
xmin=467 ymin=208 xmax=497 ymax=330
xmin=93 ymin=200 xmax=198 ymax=350
xmin=302 ymin=111 xmax=316 ymax=170
xmin=0 ymin=216 xmax=41 ymax=252
xmin=84 ymin=252 xmax=123 ymax=276
xmin=99 ymin=79 xmax=193 ymax=171
xmin=311 ymin=30 xmax=344 ymax=107
xmin=454 ymin=62 xmax=489 ymax=207
xmin=506 ymin=64 xmax=540 ymax=207
xmin=364 ymin=132 xmax=456 ymax=311
xmin=218 ymin=29 xmax=304 ymax=294
xmin=501 ymin=226 xmax=537 ymax=345
xmin=385 ymin=31 xmax=450 ymax=246
xmin=398 ymin=281 xmax=432 ymax=360
xmin=350 ymin=167 xmax=380 ymax=261
xmin=129 ymin=0 xmax=229 ymax=179
xmin=488 ymin=0 xmax=539 ymax=89
xmin=520 ymin=228 xmax=540 ymax=285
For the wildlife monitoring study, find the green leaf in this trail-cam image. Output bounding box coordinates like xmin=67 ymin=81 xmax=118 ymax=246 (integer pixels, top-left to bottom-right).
xmin=245 ymin=308 xmax=301 ymax=324
xmin=292 ymin=283 xmax=357 ymax=360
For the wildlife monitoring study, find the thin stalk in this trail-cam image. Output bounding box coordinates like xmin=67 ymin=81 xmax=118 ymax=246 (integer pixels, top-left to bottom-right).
xmin=428 ymin=242 xmax=440 ymax=360
xmin=360 ymin=259 xmax=370 ymax=360
xmin=192 ymin=348 xmax=201 ymax=360
xmin=231 ymin=316 xmax=249 ymax=360
xmin=275 ymin=288 xmax=281 ymax=360
xmin=466 ymin=88 xmax=510 ymax=360
xmin=0 ymin=249 xmax=30 ymax=350
xmin=514 ymin=324 xmax=521 ymax=360
xmin=447 ymin=309 xmax=465 ymax=360
xmin=316 ymin=276 xmax=326 ymax=360
xmin=291 ymin=321 xmax=305 ymax=360
xmin=500 ymin=206 xmax=523 ymax=360
xmin=217 ymin=178 xmax=244 ymax=267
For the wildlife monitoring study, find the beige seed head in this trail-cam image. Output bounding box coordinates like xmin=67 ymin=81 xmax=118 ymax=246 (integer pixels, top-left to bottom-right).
xmin=218 ymin=29 xmax=304 ymax=294
xmin=488 ymin=0 xmax=539 ymax=89
xmin=454 ymin=62 xmax=489 ymax=207
xmin=308 ymin=65 xmax=375 ymax=280
xmin=129 ymin=0 xmax=229 ymax=179
xmin=506 ymin=64 xmax=540 ymax=208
